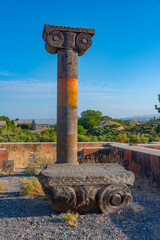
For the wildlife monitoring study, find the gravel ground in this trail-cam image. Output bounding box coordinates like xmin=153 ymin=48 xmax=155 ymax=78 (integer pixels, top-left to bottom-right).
xmin=0 ymin=174 xmax=160 ymax=240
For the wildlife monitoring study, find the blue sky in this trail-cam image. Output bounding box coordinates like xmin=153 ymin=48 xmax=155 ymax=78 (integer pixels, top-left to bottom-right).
xmin=0 ymin=0 xmax=160 ymax=119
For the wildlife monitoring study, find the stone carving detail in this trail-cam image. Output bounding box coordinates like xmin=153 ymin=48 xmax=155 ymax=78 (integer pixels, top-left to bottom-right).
xmin=44 ymin=24 xmax=95 ymax=36
xmin=41 ymin=182 xmax=132 ymax=214
xmin=47 ymin=31 xmax=64 ymax=48
xmin=43 ymin=24 xmax=95 ymax=56
xmin=98 ymin=184 xmax=133 ymax=214
xmin=38 ymin=163 xmax=134 ymax=214
xmin=76 ymin=33 xmax=92 ymax=50
xmin=43 ymin=186 xmax=76 ymax=213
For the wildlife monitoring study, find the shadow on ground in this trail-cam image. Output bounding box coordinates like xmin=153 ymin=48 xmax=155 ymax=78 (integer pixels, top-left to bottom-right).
xmin=0 ymin=196 xmax=56 ymax=219
xmin=0 ymin=173 xmax=39 ymax=178
xmin=108 ymin=191 xmax=160 ymax=239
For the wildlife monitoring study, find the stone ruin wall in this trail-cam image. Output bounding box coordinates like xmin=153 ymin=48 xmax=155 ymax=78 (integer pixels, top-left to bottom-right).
xmin=0 ymin=142 xmax=160 ymax=184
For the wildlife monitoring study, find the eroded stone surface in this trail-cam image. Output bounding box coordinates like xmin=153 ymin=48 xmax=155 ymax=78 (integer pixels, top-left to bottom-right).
xmin=38 ymin=163 xmax=134 ymax=214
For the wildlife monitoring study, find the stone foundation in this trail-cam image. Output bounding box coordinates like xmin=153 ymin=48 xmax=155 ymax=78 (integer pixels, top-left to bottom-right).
xmin=38 ymin=163 xmax=134 ymax=214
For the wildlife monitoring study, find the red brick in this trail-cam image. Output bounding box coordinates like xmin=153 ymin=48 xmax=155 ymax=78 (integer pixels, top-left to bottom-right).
xmin=0 ymin=149 xmax=8 ymax=169
xmin=124 ymin=150 xmax=132 ymax=162
xmin=129 ymin=162 xmax=141 ymax=176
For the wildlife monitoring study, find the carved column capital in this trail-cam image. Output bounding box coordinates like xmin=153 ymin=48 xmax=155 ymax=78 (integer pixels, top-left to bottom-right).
xmin=43 ymin=25 xmax=95 ymax=56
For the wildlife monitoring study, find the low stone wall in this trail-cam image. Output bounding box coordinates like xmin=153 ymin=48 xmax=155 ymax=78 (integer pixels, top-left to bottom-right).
xmin=136 ymin=143 xmax=160 ymax=150
xmin=108 ymin=143 xmax=160 ymax=184
xmin=79 ymin=143 xmax=160 ymax=183
xmin=0 ymin=142 xmax=107 ymax=168
xmin=0 ymin=142 xmax=159 ymax=183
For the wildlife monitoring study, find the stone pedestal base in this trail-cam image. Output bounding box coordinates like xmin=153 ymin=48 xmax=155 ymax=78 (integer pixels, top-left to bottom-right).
xmin=38 ymin=163 xmax=135 ymax=214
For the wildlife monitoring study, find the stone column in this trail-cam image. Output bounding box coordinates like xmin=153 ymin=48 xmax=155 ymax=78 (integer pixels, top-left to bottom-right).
xmin=43 ymin=25 xmax=95 ymax=164
xmin=57 ymin=49 xmax=78 ymax=164
xmin=39 ymin=25 xmax=134 ymax=215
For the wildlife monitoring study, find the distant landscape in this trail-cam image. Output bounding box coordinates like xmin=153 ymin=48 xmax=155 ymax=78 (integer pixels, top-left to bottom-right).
xmin=119 ymin=114 xmax=160 ymax=122
xmin=0 ymin=110 xmax=160 ymax=143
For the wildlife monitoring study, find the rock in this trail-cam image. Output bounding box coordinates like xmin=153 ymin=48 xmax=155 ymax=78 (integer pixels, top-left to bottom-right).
xmin=3 ymin=160 xmax=15 ymax=173
xmin=97 ymin=120 xmax=124 ymax=130
xmin=38 ymin=163 xmax=134 ymax=214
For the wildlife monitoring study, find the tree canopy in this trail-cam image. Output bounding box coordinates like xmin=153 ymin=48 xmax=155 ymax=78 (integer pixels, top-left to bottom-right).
xmin=78 ymin=110 xmax=103 ymax=130
xmin=155 ymin=94 xmax=160 ymax=113
xmin=0 ymin=115 xmax=13 ymax=126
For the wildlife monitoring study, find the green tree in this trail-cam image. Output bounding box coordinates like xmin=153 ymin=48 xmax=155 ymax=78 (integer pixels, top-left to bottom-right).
xmin=78 ymin=110 xmax=103 ymax=130
xmin=78 ymin=125 xmax=86 ymax=135
xmin=0 ymin=116 xmax=13 ymax=126
xmin=18 ymin=123 xmax=32 ymax=130
xmin=155 ymin=94 xmax=160 ymax=113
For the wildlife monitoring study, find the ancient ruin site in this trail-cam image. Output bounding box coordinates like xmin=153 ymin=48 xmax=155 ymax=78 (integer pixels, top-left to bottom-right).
xmin=0 ymin=1 xmax=160 ymax=240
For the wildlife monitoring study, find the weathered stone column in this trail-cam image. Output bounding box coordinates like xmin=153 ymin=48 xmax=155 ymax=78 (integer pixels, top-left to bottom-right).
xmin=43 ymin=25 xmax=95 ymax=164
xmin=39 ymin=25 xmax=135 ymax=215
xmin=57 ymin=49 xmax=78 ymax=164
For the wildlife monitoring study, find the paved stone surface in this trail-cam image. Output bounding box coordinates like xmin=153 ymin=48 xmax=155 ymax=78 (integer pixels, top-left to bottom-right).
xmin=0 ymin=174 xmax=160 ymax=240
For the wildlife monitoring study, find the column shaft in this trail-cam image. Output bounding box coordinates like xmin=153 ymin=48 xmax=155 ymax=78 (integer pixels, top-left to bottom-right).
xmin=56 ymin=49 xmax=78 ymax=164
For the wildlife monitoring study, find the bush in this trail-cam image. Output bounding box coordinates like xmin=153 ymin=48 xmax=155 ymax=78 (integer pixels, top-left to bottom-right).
xmin=0 ymin=182 xmax=5 ymax=192
xmin=20 ymin=177 xmax=44 ymax=196
xmin=78 ymin=134 xmax=90 ymax=142
xmin=116 ymin=134 xmax=129 ymax=143
xmin=59 ymin=211 xmax=79 ymax=226
xmin=78 ymin=125 xmax=86 ymax=135
xmin=90 ymin=135 xmax=98 ymax=142
xmin=18 ymin=123 xmax=32 ymax=130
xmin=23 ymin=166 xmax=37 ymax=175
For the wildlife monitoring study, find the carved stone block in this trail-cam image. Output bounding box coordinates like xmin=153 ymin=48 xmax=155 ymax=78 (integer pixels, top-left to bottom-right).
xmin=38 ymin=163 xmax=135 ymax=214
xmin=43 ymin=25 xmax=95 ymax=56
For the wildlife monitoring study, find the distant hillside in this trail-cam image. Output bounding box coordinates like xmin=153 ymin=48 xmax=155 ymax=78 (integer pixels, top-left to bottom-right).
xmin=123 ymin=119 xmax=142 ymax=126
xmin=119 ymin=114 xmax=160 ymax=122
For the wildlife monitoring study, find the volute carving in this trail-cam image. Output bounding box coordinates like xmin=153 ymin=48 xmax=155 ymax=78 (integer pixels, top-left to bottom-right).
xmin=43 ymin=24 xmax=95 ymax=56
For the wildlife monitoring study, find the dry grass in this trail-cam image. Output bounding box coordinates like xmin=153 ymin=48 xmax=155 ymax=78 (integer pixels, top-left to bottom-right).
xmin=0 ymin=171 xmax=8 ymax=176
xmin=20 ymin=177 xmax=44 ymax=196
xmin=23 ymin=166 xmax=37 ymax=175
xmin=129 ymin=202 xmax=145 ymax=213
xmin=0 ymin=182 xmax=5 ymax=192
xmin=132 ymin=176 xmax=159 ymax=194
xmin=59 ymin=211 xmax=79 ymax=226
xmin=101 ymin=151 xmax=124 ymax=166
xmin=30 ymin=146 xmax=55 ymax=168
xmin=10 ymin=147 xmax=30 ymax=168
xmin=9 ymin=145 xmax=55 ymax=169
xmin=79 ymin=149 xmax=125 ymax=167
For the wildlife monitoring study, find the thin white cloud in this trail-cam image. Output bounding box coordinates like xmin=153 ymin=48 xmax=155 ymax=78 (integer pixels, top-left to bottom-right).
xmin=78 ymin=82 xmax=118 ymax=100
xmin=0 ymin=79 xmax=118 ymax=100
xmin=0 ymin=79 xmax=57 ymax=98
xmin=79 ymin=92 xmax=118 ymax=100
xmin=79 ymin=82 xmax=117 ymax=93
xmin=0 ymin=71 xmax=14 ymax=76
